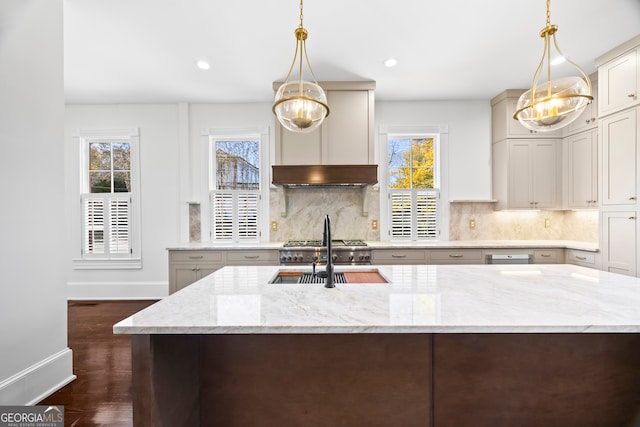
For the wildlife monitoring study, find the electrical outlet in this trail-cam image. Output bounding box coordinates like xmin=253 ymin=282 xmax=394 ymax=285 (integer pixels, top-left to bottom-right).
xmin=371 ymin=220 xmax=378 ymax=230
xmin=469 ymin=219 xmax=476 ymax=230
xmin=544 ymin=218 xmax=551 ymax=229
xmin=271 ymin=221 xmax=278 ymax=231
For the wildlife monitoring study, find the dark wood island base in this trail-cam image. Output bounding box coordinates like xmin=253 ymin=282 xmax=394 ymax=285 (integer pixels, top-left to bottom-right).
xmin=131 ymin=333 xmax=640 ymax=427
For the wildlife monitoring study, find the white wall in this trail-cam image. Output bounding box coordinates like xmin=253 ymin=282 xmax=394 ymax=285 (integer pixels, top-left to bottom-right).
xmin=188 ymin=103 xmax=275 ymax=241
xmin=64 ymin=104 xmax=182 ymax=299
xmin=0 ymin=0 xmax=74 ymax=404
xmin=61 ymin=100 xmax=493 ymax=297
xmin=376 ymin=100 xmax=493 ymax=200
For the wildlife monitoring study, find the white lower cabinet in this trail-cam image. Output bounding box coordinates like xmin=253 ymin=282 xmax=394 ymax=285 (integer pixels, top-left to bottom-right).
xmin=566 ymin=249 xmax=600 ymax=269
xmin=601 ymin=211 xmax=637 ymax=277
xmin=428 ymin=249 xmax=484 ymax=264
xmin=169 ymin=251 xmax=225 ymax=294
xmin=169 ymin=249 xmax=279 ymax=294
xmin=371 ymin=249 xmax=427 ymax=265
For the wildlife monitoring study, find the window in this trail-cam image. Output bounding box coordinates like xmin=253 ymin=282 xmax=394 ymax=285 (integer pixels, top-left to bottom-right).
xmin=209 ymin=137 xmax=261 ymax=242
xmin=75 ymin=129 xmax=141 ymax=268
xmin=387 ymin=135 xmax=440 ymax=240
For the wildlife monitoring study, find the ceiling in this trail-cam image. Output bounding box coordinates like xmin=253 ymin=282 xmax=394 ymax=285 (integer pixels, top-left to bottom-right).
xmin=63 ymin=0 xmax=640 ymax=104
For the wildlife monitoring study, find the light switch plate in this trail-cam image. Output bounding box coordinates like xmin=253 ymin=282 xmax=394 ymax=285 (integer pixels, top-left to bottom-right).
xmin=271 ymin=221 xmax=278 ymax=231
xmin=371 ymin=220 xmax=378 ymax=230
xmin=469 ymin=219 xmax=476 ymax=229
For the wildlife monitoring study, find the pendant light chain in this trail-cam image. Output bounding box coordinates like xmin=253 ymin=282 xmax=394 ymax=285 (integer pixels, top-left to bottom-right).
xmin=299 ymin=0 xmax=304 ymax=28
xmin=545 ymin=0 xmax=551 ymax=27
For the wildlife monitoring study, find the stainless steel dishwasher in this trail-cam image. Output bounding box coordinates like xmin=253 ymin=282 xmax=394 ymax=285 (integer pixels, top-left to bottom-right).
xmin=486 ymin=254 xmax=533 ymax=264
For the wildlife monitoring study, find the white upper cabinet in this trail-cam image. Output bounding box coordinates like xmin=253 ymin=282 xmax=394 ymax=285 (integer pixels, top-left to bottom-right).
xmin=600 ymin=108 xmax=639 ymax=206
xmin=596 ymin=35 xmax=640 ymax=118
xmin=565 ymin=129 xmax=598 ymax=209
xmin=493 ymin=139 xmax=561 ymax=210
xmin=274 ymin=81 xmax=375 ymax=165
xmin=564 ymin=77 xmax=599 ymax=136
xmin=491 ymin=90 xmax=562 ymax=143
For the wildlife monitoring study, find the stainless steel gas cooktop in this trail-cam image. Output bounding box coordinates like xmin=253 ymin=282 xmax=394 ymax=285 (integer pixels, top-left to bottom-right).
xmin=282 ymin=239 xmax=367 ymax=248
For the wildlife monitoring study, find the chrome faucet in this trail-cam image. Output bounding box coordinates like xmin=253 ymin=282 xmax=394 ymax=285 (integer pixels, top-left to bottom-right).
xmin=320 ymin=214 xmax=335 ymax=288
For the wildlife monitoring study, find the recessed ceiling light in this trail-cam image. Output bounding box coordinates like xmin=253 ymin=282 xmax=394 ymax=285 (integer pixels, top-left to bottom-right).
xmin=195 ymin=59 xmax=211 ymax=70
xmin=384 ymin=58 xmax=398 ymax=68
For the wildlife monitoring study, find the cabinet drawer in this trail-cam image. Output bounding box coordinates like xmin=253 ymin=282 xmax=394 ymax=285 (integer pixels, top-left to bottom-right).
xmin=226 ymin=250 xmax=279 ymax=264
xmin=372 ymin=250 xmax=426 ymax=263
xmin=566 ymin=250 xmax=596 ymax=266
xmin=533 ymin=249 xmax=562 ymax=263
xmin=170 ymin=250 xmax=224 ymax=263
xmin=429 ymin=249 xmax=484 ymax=263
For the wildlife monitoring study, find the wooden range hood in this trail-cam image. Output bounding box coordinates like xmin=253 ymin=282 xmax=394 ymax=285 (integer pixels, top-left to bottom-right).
xmin=272 ymin=165 xmax=378 ymax=187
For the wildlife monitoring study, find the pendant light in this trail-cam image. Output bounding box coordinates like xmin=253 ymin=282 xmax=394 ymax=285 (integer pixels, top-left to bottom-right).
xmin=513 ymin=0 xmax=593 ymax=132
xmin=273 ymin=0 xmax=329 ymax=133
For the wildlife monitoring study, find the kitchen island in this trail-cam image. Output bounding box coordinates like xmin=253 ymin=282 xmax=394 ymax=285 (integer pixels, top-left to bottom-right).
xmin=114 ymin=264 xmax=640 ymax=426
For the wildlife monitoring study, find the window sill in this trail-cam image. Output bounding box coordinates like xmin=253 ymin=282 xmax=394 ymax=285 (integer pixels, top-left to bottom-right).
xmin=72 ymin=258 xmax=142 ymax=270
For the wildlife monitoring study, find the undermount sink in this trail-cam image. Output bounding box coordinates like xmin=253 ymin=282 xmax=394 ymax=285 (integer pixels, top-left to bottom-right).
xmin=269 ymin=269 xmax=388 ymax=284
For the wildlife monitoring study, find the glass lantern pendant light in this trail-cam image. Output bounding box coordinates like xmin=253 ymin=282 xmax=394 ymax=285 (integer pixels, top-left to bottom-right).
xmin=272 ymin=0 xmax=329 ymax=133
xmin=513 ymin=0 xmax=593 ymax=132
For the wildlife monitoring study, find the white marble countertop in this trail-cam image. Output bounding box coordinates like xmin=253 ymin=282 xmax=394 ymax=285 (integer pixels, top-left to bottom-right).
xmin=167 ymin=240 xmax=599 ymax=252
xmin=114 ymin=264 xmax=640 ymax=335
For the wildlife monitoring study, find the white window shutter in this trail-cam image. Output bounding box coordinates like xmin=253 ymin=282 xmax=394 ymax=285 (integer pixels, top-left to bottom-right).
xmin=83 ymin=197 xmax=105 ymax=254
xmin=390 ymin=191 xmax=412 ymax=239
xmin=212 ymin=192 xmax=234 ymax=240
xmin=109 ymin=197 xmax=131 ymax=254
xmin=416 ymin=190 xmax=438 ymax=239
xmin=237 ymin=192 xmax=259 ymax=240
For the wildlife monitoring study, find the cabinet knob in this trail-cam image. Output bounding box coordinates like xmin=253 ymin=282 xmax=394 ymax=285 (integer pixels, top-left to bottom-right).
xmin=630 ymin=196 xmax=636 ymax=200
xmin=629 ymin=217 xmax=636 ymax=220
xmin=628 ymin=93 xmax=637 ymax=98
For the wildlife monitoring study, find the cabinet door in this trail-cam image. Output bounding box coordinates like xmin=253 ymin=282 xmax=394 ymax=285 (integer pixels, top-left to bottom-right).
xmin=322 ymin=90 xmax=372 ymax=164
xmin=507 ymin=141 xmax=533 ymax=208
xmin=601 ymin=211 xmax=637 ymax=277
xmin=531 ymin=140 xmax=559 ymax=208
xmin=171 ymin=264 xmax=199 ymax=294
xmin=276 ymin=125 xmax=322 ymax=165
xmin=566 ymin=86 xmax=598 ymax=135
xmin=567 ymin=130 xmax=597 ymax=209
xmin=599 ymin=48 xmax=639 ymax=117
xmin=601 ymin=109 xmax=638 ymax=205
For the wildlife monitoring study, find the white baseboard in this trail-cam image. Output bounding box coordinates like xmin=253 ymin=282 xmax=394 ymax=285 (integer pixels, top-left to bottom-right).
xmin=0 ymin=348 xmax=75 ymax=405
xmin=67 ymin=281 xmax=168 ymax=300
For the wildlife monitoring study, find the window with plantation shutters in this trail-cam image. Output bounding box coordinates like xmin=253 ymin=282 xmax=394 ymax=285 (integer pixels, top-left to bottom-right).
xmin=209 ymin=137 xmax=261 ymax=242
xmin=74 ymin=128 xmax=140 ymax=268
xmin=387 ymin=135 xmax=440 ymax=241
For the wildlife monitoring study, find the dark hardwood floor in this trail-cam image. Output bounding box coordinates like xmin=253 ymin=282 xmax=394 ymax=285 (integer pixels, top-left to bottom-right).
xmin=39 ymin=300 xmax=157 ymax=427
